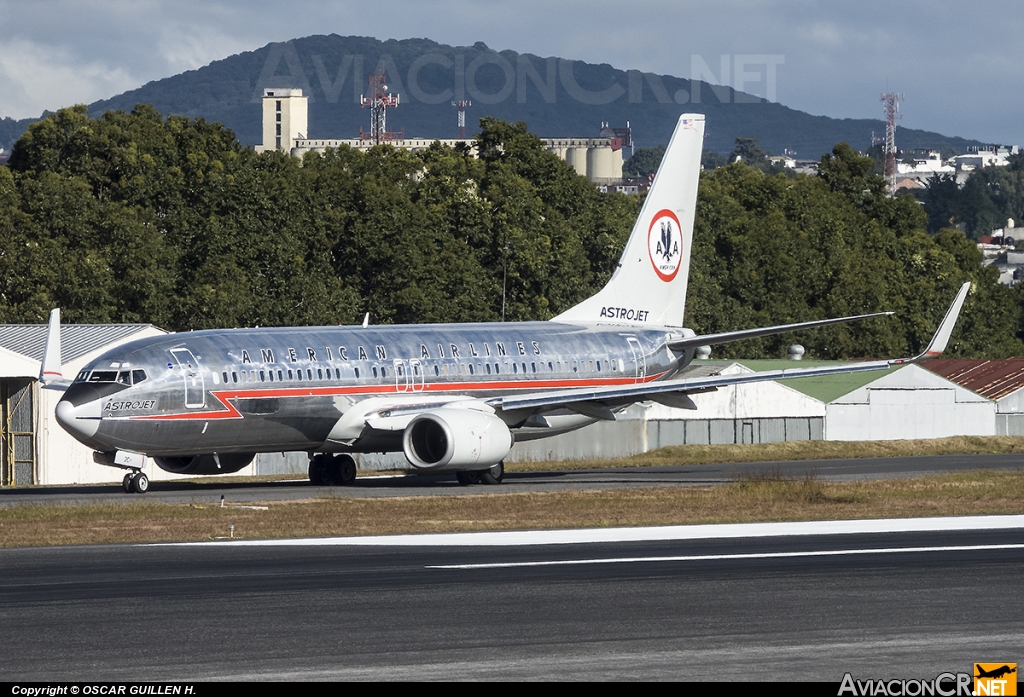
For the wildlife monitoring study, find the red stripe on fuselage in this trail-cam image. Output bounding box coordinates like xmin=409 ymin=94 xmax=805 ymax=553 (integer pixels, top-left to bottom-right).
xmin=129 ymin=372 xmax=667 ymax=421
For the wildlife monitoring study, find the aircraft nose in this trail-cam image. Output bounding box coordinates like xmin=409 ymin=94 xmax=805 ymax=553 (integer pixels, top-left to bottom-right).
xmin=55 ymin=396 xmax=101 ymax=441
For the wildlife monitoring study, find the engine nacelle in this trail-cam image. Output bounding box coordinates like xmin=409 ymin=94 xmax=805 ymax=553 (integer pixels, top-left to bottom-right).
xmin=403 ymin=409 xmax=513 ymax=470
xmin=153 ymin=453 xmax=255 ymax=475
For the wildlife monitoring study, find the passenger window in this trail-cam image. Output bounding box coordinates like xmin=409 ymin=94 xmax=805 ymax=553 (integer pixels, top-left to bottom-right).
xmin=260 ymin=370 xmax=266 ymax=382
xmin=232 ymin=371 xmax=238 ymax=383
xmin=354 ymin=368 xmax=360 ymax=379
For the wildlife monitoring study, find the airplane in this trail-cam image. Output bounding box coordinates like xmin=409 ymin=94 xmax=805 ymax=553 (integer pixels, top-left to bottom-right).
xmin=45 ymin=113 xmax=972 ymax=494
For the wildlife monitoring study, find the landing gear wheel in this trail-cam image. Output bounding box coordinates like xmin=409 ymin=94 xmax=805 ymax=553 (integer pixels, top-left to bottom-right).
xmin=130 ymin=472 xmax=149 ymax=494
xmin=308 ymin=454 xmax=328 ymax=485
xmin=333 ymin=454 xmax=357 ymax=486
xmin=478 ymin=462 xmax=505 ymax=485
xmin=456 ymin=471 xmax=481 ymax=486
xmin=122 ymin=473 xmax=135 ymax=493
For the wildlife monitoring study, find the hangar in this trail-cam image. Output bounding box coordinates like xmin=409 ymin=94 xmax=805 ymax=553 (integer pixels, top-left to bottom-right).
xmin=0 ymin=322 xmax=164 ymax=485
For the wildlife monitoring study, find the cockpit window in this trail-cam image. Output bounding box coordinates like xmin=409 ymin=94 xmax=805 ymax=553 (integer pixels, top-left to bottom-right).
xmin=80 ymin=369 xmax=146 ymax=385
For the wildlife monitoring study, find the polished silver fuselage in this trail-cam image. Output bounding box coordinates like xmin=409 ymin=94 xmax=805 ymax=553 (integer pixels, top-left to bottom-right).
xmin=59 ymin=321 xmax=689 ymax=458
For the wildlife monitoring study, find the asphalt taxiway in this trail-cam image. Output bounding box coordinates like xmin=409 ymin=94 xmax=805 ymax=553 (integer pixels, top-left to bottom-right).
xmin=0 ymin=451 xmax=1021 ymax=507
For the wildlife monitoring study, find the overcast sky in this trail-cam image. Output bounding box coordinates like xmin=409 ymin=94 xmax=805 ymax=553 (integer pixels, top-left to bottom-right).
xmin=1 ymin=0 xmax=1021 ymax=145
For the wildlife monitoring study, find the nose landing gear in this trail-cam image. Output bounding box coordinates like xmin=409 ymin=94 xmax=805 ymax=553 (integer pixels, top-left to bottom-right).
xmin=121 ymin=471 xmax=149 ymax=494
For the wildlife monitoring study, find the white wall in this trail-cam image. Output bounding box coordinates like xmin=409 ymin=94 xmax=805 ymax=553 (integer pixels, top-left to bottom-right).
xmin=825 ymin=365 xmax=994 ymax=441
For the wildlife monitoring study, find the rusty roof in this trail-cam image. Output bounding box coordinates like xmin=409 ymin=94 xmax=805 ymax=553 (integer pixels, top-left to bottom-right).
xmin=924 ymin=359 xmax=1024 ymax=400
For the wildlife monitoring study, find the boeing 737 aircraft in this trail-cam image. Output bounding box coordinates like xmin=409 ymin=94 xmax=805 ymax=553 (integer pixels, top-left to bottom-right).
xmin=46 ymin=114 xmax=971 ymax=493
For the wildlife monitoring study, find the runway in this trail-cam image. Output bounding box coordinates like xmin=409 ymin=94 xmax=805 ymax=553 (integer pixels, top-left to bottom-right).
xmin=1 ymin=451 xmax=1022 ymax=508
xmin=2 ymin=518 xmax=1022 ymax=681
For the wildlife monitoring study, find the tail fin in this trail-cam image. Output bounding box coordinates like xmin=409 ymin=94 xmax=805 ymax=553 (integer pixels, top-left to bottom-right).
xmin=552 ymin=113 xmax=705 ymax=327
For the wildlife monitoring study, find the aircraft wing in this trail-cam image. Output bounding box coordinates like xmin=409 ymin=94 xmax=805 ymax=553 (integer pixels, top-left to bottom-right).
xmin=667 ymin=311 xmax=893 ymax=351
xmin=492 ymin=282 xmax=971 ymax=415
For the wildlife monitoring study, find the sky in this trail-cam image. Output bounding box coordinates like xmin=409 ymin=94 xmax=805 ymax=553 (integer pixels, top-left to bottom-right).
xmin=1 ymin=0 xmax=1022 ymax=145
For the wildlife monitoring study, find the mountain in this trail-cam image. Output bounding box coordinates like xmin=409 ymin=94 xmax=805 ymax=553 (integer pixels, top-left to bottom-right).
xmin=3 ymin=35 xmax=984 ymax=157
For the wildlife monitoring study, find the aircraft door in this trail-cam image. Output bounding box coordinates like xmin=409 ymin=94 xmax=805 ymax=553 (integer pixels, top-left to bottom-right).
xmin=409 ymin=359 xmax=425 ymax=392
xmin=170 ymin=348 xmax=205 ymax=408
xmin=393 ymin=359 xmax=427 ymax=392
xmin=393 ymin=359 xmax=409 ymax=392
xmin=626 ymin=337 xmax=646 ymax=384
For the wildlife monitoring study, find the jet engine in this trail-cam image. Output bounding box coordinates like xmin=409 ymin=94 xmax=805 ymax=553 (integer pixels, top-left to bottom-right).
xmin=153 ymin=453 xmax=255 ymax=475
xmin=403 ymin=409 xmax=513 ymax=470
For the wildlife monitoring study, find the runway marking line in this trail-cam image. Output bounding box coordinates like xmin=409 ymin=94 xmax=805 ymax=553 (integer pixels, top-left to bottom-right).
xmin=427 ymin=543 xmax=1024 ymax=569
xmin=158 ymin=514 xmax=1024 ymax=547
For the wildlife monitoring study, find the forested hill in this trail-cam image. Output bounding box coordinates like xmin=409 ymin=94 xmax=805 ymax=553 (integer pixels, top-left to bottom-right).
xmin=2 ymin=35 xmax=983 ymax=156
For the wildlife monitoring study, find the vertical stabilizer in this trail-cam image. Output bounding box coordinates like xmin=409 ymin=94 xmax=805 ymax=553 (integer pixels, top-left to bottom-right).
xmin=39 ymin=308 xmax=65 ymax=385
xmin=552 ymin=113 xmax=705 ymax=327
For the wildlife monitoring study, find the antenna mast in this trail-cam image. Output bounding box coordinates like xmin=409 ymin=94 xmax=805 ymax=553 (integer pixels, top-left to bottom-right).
xmin=880 ymin=92 xmax=903 ymax=194
xmin=360 ymin=70 xmax=402 ymax=144
xmin=451 ymin=100 xmax=471 ymax=139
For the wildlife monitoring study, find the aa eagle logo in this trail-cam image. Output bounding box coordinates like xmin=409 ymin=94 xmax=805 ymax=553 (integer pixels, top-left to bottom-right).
xmin=647 ymin=209 xmax=683 ymax=282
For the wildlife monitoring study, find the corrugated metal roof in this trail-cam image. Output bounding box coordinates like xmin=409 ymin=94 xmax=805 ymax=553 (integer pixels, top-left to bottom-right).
xmin=0 ymin=324 xmax=156 ymax=364
xmin=925 ymin=358 xmax=1024 ymax=400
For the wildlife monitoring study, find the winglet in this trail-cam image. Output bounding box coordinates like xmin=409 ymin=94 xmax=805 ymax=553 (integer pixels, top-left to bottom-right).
xmin=39 ymin=308 xmax=68 ymax=387
xmin=894 ymin=282 xmax=971 ymax=364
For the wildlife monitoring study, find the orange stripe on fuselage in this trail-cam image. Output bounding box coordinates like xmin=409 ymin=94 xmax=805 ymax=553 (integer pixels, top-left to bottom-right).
xmin=129 ymin=372 xmax=667 ymax=421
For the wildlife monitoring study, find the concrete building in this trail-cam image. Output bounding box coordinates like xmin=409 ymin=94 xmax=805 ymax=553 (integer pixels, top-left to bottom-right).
xmin=255 ymin=88 xmax=624 ymax=184
xmin=255 ymin=88 xmax=308 ymax=154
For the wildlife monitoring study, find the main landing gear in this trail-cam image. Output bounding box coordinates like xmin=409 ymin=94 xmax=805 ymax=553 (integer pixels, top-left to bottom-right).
xmin=456 ymin=462 xmax=505 ymax=486
xmin=308 ymin=453 xmax=357 ymax=486
xmin=121 ymin=471 xmax=149 ymax=494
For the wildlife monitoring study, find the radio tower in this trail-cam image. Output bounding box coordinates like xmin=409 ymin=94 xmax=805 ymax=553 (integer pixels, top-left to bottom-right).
xmin=360 ymin=70 xmax=401 ymax=144
xmin=880 ymin=92 xmax=903 ymax=194
xmin=451 ymin=99 xmax=471 ymax=139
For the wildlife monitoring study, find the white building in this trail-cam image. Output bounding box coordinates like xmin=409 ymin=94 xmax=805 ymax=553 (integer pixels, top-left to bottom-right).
xmin=254 ymin=88 xmax=624 ymax=183
xmin=0 ymin=323 xmax=166 ymax=485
